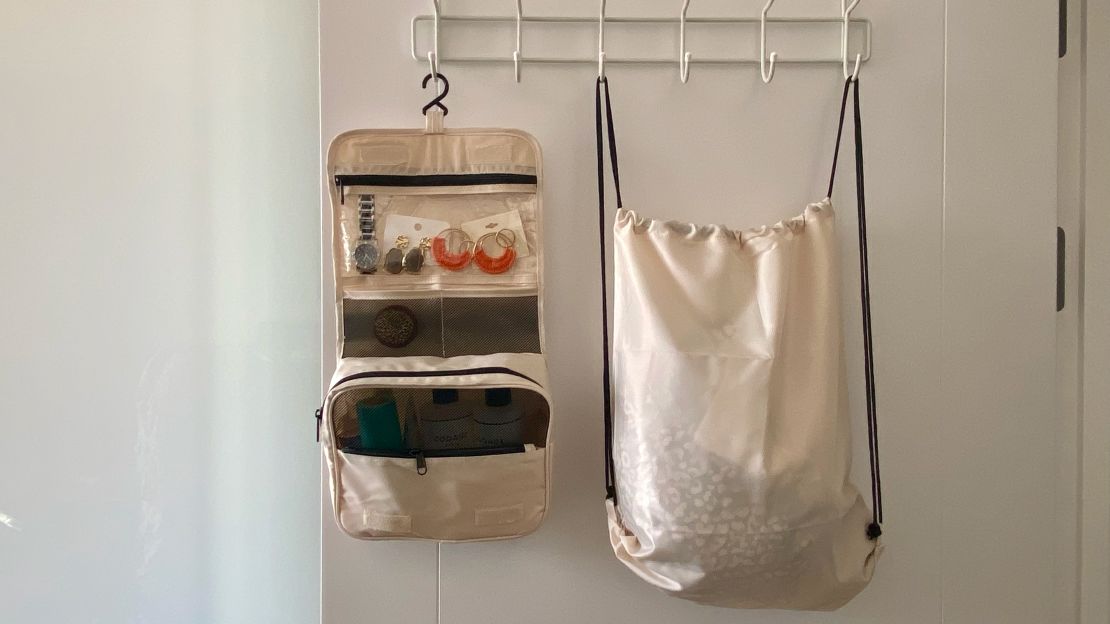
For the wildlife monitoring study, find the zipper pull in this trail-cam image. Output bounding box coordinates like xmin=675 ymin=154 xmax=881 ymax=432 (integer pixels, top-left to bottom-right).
xmin=315 ymin=407 xmax=323 ymax=442
xmin=411 ymin=450 xmax=427 ymax=475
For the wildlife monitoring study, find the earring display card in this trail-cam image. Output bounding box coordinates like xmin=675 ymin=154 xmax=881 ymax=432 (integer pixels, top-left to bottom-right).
xmin=460 ymin=209 xmax=530 ymax=258
xmin=382 ymin=214 xmax=451 ymax=266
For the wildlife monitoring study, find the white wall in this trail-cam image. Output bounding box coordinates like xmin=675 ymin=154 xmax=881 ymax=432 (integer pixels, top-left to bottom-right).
xmin=0 ymin=2 xmax=320 ymax=623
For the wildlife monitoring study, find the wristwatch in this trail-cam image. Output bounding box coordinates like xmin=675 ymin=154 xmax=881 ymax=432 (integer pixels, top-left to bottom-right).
xmin=352 ymin=195 xmax=380 ymax=274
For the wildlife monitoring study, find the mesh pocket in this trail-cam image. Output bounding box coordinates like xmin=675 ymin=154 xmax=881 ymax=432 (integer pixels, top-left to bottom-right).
xmin=331 ymin=387 xmax=419 ymax=447
xmin=331 ymin=387 xmax=551 ymax=450
xmin=343 ymin=296 xmax=541 ymax=358
xmin=442 ymin=296 xmax=540 ymax=356
xmin=343 ymin=298 xmax=443 ymax=357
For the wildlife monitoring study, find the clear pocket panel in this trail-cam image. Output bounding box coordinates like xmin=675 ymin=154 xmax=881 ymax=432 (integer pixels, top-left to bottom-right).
xmin=342 ymin=296 xmax=541 ymax=358
xmin=330 ymin=385 xmax=550 ymax=451
xmin=338 ymin=190 xmax=539 ymax=293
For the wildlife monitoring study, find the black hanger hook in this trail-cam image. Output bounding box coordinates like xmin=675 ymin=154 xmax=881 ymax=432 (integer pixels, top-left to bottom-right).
xmin=421 ymin=73 xmax=449 ymax=116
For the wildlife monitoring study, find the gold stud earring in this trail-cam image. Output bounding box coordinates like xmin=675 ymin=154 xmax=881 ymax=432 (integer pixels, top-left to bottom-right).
xmin=384 ymin=235 xmax=409 ymax=274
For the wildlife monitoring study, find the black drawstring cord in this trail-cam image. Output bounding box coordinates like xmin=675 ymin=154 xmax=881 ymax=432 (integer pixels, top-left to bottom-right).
xmin=830 ymin=76 xmax=884 ymax=540
xmin=596 ymin=77 xmax=621 ymax=503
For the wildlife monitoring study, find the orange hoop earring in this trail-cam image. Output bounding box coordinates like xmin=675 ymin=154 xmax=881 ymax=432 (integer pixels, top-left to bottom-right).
xmin=431 ymin=228 xmax=474 ymax=271
xmin=473 ymin=229 xmax=517 ymax=274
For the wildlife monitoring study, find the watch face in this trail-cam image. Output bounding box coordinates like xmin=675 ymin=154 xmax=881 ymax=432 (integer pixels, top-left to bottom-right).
xmin=353 ymin=241 xmax=380 ymax=273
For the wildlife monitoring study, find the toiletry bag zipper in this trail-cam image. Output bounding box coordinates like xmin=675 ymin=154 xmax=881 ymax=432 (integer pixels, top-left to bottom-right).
xmin=338 ymin=445 xmax=530 ymax=476
xmin=334 ymin=173 xmax=538 ymax=203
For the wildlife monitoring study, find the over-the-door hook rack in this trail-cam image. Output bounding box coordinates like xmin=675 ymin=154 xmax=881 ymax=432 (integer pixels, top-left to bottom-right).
xmin=411 ymin=5 xmax=872 ymax=75
xmin=598 ymin=0 xmax=607 ymax=79
xmin=759 ymin=0 xmax=778 ymax=83
xmin=842 ymin=0 xmax=863 ymax=80
xmin=679 ymin=0 xmax=692 ymax=83
xmin=513 ymin=0 xmax=523 ymax=82
xmin=427 ymin=0 xmax=442 ymax=95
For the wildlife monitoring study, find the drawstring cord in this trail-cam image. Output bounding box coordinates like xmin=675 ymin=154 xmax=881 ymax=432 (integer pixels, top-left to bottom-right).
xmin=829 ymin=77 xmax=884 ymax=540
xmin=596 ymin=76 xmax=621 ymax=503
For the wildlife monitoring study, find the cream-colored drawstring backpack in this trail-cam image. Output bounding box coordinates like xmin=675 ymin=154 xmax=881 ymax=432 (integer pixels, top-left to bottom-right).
xmin=596 ymin=77 xmax=883 ymax=609
xmin=319 ymin=107 xmax=552 ymax=541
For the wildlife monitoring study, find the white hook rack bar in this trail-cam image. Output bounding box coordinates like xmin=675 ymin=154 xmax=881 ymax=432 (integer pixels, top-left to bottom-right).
xmin=410 ymin=13 xmax=871 ymax=69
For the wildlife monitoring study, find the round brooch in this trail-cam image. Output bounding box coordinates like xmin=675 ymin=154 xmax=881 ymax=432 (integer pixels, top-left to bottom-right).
xmin=373 ymin=305 xmax=418 ymax=348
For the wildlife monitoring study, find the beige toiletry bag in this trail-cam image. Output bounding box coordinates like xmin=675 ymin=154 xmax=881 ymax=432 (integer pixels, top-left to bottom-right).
xmin=319 ymin=125 xmax=552 ymax=541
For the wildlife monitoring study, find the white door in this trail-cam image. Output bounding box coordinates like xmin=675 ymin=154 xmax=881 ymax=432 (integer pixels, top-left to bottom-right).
xmin=318 ymin=1 xmax=1062 ymax=622
xmin=1078 ymin=1 xmax=1110 ymax=621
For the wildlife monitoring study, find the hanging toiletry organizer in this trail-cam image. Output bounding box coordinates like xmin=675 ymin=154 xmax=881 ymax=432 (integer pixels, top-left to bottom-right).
xmin=319 ymin=68 xmax=552 ymax=541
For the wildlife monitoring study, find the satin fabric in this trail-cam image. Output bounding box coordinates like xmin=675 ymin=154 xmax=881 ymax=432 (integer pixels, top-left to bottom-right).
xmin=607 ymin=200 xmax=880 ymax=610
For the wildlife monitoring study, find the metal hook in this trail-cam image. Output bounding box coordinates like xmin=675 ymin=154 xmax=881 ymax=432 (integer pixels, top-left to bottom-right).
xmin=513 ymin=0 xmax=524 ymax=82
xmin=679 ymin=0 xmax=692 ymax=83
xmin=842 ymin=0 xmax=862 ymax=80
xmin=429 ymin=0 xmax=442 ymax=91
xmin=423 ymin=1 xmax=447 ymax=116
xmin=760 ymin=0 xmax=778 ymax=83
xmin=598 ymin=0 xmax=607 ymax=79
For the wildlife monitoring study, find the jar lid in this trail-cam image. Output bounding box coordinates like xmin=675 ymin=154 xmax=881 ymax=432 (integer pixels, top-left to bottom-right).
xmin=432 ymin=388 xmax=459 ymax=405
xmin=484 ymin=388 xmax=512 ymax=407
